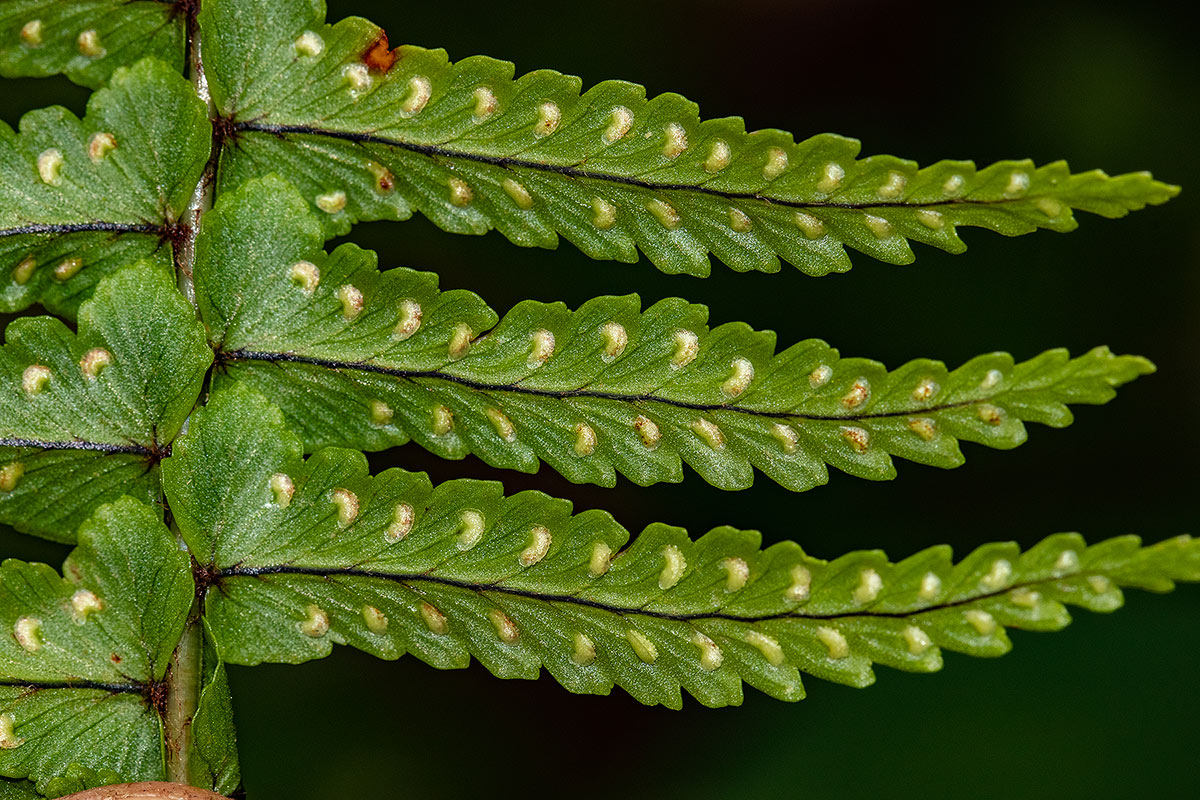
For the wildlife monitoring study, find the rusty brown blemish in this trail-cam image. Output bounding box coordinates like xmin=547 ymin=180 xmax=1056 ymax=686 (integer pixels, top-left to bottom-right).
xmin=145 ymin=679 xmax=168 ymax=717
xmin=362 ymin=31 xmax=398 ymax=73
xmin=111 ymin=653 xmax=122 ymax=664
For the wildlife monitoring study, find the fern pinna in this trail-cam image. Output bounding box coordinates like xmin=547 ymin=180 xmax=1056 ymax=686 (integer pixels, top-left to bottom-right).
xmin=0 ymin=0 xmax=1187 ymax=797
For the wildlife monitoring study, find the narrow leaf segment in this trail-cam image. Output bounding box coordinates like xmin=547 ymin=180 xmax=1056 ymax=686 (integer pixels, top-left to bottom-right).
xmin=203 ymin=0 xmax=1177 ymax=276
xmin=199 ymin=178 xmax=1153 ymax=491
xmin=0 ymin=1 xmax=185 ymax=89
xmin=168 ymin=386 xmax=1200 ymax=709
xmin=0 ymin=261 xmax=211 ymax=543
xmin=0 ymin=498 xmax=195 ymax=792
xmin=0 ymin=57 xmax=208 ymax=318
xmin=185 ymin=625 xmax=239 ymax=797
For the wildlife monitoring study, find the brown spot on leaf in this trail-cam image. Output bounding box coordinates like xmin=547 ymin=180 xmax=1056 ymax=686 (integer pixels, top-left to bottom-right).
xmin=111 ymin=653 xmax=122 ymax=664
xmin=362 ymin=31 xmax=398 ymax=73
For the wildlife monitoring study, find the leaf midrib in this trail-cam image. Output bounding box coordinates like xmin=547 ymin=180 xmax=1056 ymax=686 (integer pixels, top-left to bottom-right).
xmin=213 ymin=563 xmax=1087 ymax=624
xmin=0 ymin=437 xmax=157 ymax=456
xmin=220 ymin=349 xmax=1004 ymax=423
xmin=0 ymin=222 xmax=166 ymax=239
xmin=0 ymin=678 xmax=145 ymax=695
xmin=231 ymin=122 xmax=1033 ymax=212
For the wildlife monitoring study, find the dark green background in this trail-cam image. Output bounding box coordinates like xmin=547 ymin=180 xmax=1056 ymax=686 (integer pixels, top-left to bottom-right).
xmin=2 ymin=0 xmax=1197 ymax=797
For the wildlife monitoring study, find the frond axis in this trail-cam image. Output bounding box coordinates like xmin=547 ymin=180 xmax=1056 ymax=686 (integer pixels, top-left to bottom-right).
xmin=218 ymin=349 xmax=1024 ymax=423
xmin=0 ymin=437 xmax=159 ymax=457
xmin=229 ymin=122 xmax=1040 ymax=213
xmin=0 ymin=222 xmax=169 ymax=240
xmin=0 ymin=679 xmax=147 ymax=696
xmin=210 ymin=563 xmax=1114 ymax=625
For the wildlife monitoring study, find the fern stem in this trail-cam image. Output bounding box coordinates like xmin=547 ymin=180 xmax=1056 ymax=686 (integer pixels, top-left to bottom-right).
xmin=165 ymin=6 xmax=215 ymax=761
xmin=174 ymin=0 xmax=215 ymax=310
xmin=165 ymin=3 xmax=213 ymax=750
xmin=163 ymin=609 xmax=202 ymax=785
xmin=162 ymin=6 xmax=210 ymax=782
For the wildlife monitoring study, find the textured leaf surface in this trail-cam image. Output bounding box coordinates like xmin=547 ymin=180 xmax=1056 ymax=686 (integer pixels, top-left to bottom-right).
xmin=2 ymin=773 xmax=126 ymax=800
xmin=0 ymin=261 xmax=211 ymax=543
xmin=199 ymin=178 xmax=1153 ymax=491
xmin=0 ymin=57 xmax=208 ymax=318
xmin=204 ymin=0 xmax=1177 ymax=277
xmin=186 ymin=624 xmax=239 ymax=797
xmin=0 ymin=1 xmax=184 ymax=90
xmin=0 ymin=779 xmax=38 ymax=799
xmin=0 ymin=497 xmax=194 ymax=789
xmin=169 ymin=386 xmax=1199 ymax=709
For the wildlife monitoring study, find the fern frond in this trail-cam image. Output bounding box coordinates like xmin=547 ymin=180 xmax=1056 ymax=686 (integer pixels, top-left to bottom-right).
xmin=167 ymin=385 xmax=1198 ymax=709
xmin=0 ymin=2 xmax=184 ymax=90
xmin=0 ymin=57 xmax=208 ymax=318
xmin=0 ymin=261 xmax=211 ymax=543
xmin=198 ymin=178 xmax=1153 ymax=491
xmin=0 ymin=497 xmax=194 ymax=790
xmin=202 ymin=0 xmax=1178 ymax=277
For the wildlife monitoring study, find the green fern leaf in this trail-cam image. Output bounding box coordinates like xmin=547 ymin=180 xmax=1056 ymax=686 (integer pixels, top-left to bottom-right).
xmin=0 ymin=497 xmax=194 ymax=789
xmin=167 ymin=386 xmax=1198 ymax=709
xmin=0 ymin=778 xmax=39 ymax=799
xmin=0 ymin=261 xmax=211 ymax=543
xmin=0 ymin=2 xmax=185 ymax=90
xmin=186 ymin=623 xmax=240 ymax=797
xmin=202 ymin=0 xmax=1178 ymax=277
xmin=34 ymin=767 xmax=130 ymax=799
xmin=198 ymin=178 xmax=1152 ymax=491
xmin=0 ymin=57 xmax=208 ymax=318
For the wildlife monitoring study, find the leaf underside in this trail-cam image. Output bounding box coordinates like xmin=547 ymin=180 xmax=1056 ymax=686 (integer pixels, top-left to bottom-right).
xmin=167 ymin=386 xmax=1200 ymax=710
xmin=2 ymin=768 xmax=125 ymax=799
xmin=0 ymin=1 xmax=184 ymax=90
xmin=187 ymin=623 xmax=240 ymax=797
xmin=199 ymin=177 xmax=1154 ymax=492
xmin=0 ymin=498 xmax=193 ymax=790
xmin=204 ymin=0 xmax=1177 ymax=277
xmin=0 ymin=778 xmax=40 ymax=799
xmin=0 ymin=1 xmax=1185 ymax=790
xmin=0 ymin=57 xmax=207 ymax=319
xmin=0 ymin=261 xmax=211 ymax=543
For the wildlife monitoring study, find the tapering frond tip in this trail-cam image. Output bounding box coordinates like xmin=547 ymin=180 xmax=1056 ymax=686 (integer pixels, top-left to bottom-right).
xmin=1109 ymin=350 xmax=1157 ymax=378
xmin=1057 ymin=168 xmax=1180 ymax=219
xmin=1077 ymin=346 xmax=1156 ymax=390
xmin=1106 ymin=534 xmax=1200 ymax=592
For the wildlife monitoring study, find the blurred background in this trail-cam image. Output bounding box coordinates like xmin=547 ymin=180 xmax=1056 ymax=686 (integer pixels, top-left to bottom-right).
xmin=2 ymin=0 xmax=1197 ymax=796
